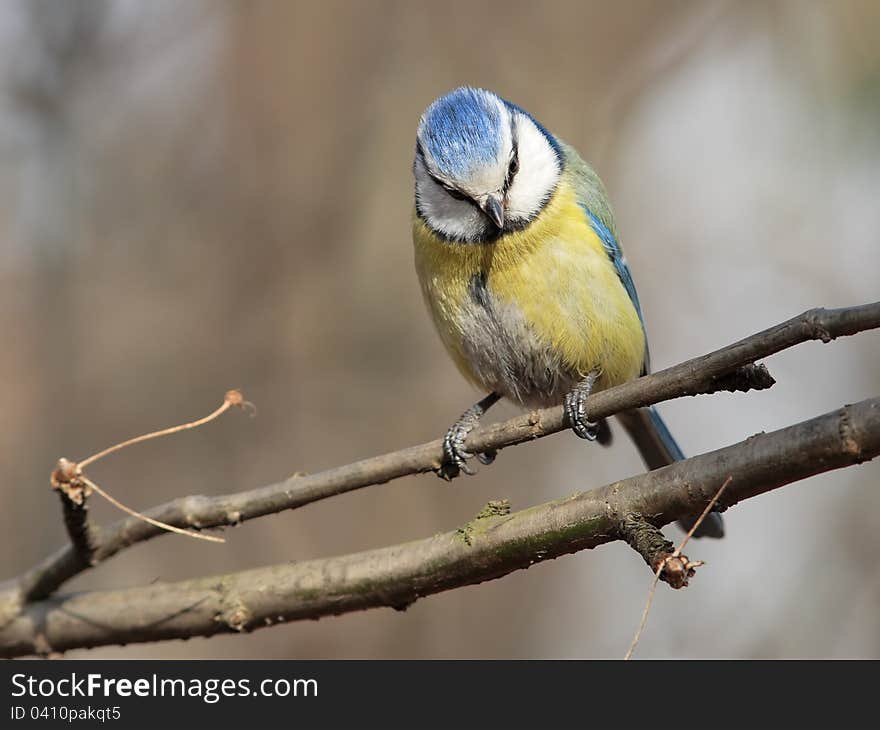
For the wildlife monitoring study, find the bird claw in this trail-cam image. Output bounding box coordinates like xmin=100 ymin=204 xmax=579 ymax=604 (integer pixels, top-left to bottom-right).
xmin=569 ymin=415 xmax=600 ymax=441
xmin=438 ymin=393 xmax=501 ymax=480
xmin=440 ymin=424 xmax=476 ymax=480
xmin=564 ymin=372 xmax=601 ymax=441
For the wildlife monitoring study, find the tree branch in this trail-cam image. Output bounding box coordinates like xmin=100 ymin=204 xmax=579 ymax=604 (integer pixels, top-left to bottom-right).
xmin=1 ymin=397 xmax=877 ymax=657
xmin=3 ymin=302 xmax=879 ymax=609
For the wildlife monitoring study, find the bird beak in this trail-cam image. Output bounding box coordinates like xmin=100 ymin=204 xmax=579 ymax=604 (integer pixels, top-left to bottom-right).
xmin=480 ymin=194 xmax=505 ymax=229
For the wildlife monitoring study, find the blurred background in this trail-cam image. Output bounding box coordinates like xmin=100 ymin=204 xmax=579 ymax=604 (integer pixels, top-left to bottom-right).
xmin=0 ymin=0 xmax=878 ymax=658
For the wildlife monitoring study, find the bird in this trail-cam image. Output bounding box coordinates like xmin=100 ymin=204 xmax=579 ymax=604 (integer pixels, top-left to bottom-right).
xmin=411 ymin=87 xmax=723 ymax=538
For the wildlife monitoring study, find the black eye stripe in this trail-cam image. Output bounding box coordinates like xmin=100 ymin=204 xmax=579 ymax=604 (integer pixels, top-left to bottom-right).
xmin=443 ymin=186 xmax=468 ymax=201
xmin=422 ymin=167 xmax=468 ymax=202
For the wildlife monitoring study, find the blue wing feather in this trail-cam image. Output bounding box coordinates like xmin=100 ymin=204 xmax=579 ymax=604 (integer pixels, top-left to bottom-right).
xmin=582 ymin=206 xmax=644 ymax=327
xmin=580 ymin=205 xmax=649 ymax=373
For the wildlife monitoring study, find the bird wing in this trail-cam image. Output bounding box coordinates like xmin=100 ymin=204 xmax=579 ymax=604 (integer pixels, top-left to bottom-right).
xmin=559 ymin=141 xmax=650 ymax=373
xmin=582 ymin=206 xmax=649 ymax=375
xmin=581 ymin=207 xmax=644 ymax=329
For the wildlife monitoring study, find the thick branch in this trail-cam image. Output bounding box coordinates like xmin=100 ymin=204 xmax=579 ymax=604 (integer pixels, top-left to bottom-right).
xmin=1 ymin=397 xmax=877 ymax=657
xmin=5 ymin=302 xmax=878 ymax=607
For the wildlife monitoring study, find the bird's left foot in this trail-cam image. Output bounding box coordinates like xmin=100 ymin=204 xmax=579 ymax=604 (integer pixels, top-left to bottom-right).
xmin=440 ymin=392 xmax=501 ymax=480
xmin=564 ymin=372 xmax=601 ymax=441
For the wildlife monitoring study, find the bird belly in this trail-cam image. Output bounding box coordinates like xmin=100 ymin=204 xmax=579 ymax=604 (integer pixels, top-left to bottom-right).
xmin=450 ymin=276 xmax=577 ymax=407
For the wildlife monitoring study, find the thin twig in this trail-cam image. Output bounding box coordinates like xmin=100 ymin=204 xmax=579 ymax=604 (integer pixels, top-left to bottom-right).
xmin=50 ymin=391 xmax=250 ymax=548
xmin=78 ymin=390 xmax=249 ymax=470
xmin=674 ymin=476 xmax=733 ymax=557
xmin=624 ymin=476 xmax=733 ymax=660
xmin=79 ymin=476 xmax=225 ymax=544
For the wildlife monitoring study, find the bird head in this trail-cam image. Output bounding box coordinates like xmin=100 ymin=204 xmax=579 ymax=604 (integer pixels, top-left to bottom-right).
xmin=414 ymin=87 xmax=562 ymax=242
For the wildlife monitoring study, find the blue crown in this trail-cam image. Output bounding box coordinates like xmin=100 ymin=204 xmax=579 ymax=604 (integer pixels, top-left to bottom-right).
xmin=418 ymin=87 xmax=504 ymax=179
xmin=418 ymin=87 xmax=562 ymax=180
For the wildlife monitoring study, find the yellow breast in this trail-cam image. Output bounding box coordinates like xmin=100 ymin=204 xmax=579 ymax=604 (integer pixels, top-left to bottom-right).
xmin=412 ymin=178 xmax=646 ymax=405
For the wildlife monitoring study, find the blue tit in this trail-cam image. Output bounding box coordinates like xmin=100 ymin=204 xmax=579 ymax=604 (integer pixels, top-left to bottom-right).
xmin=411 ymin=87 xmax=723 ymax=538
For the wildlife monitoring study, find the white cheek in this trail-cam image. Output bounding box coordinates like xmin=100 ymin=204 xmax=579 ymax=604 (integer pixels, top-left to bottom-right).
xmin=415 ymin=174 xmax=490 ymax=241
xmin=506 ymin=115 xmax=561 ymax=222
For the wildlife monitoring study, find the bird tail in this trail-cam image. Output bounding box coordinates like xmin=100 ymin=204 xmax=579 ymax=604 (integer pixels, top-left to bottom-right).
xmin=615 ymin=407 xmax=724 ymax=539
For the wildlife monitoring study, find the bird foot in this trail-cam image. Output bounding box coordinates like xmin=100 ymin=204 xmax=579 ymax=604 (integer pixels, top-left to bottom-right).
xmin=564 ymin=372 xmax=601 ymax=441
xmin=439 ymin=393 xmax=500 ymax=480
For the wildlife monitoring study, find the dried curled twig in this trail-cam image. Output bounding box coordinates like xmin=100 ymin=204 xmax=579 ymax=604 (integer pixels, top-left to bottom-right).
xmin=50 ymin=390 xmax=253 ymax=547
